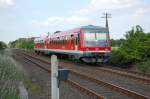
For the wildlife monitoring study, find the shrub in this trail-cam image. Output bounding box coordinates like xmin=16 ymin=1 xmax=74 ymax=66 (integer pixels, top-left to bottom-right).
xmin=108 ymin=25 xmax=150 ymax=66
xmin=108 ymin=50 xmax=132 ymax=67
xmin=9 ymin=38 xmax=34 ymax=50
xmin=136 ymin=60 xmax=150 ymax=73
xmin=0 ymin=41 xmax=7 ymax=49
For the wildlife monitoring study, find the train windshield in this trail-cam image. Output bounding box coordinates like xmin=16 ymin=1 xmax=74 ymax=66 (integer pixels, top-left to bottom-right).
xmin=83 ymin=30 xmax=108 ymax=46
xmin=84 ymin=32 xmax=107 ymax=41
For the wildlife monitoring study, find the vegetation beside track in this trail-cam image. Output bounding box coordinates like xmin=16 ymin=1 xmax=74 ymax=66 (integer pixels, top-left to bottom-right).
xmin=9 ymin=38 xmax=34 ymax=50
xmin=0 ymin=51 xmax=36 ymax=99
xmin=0 ymin=41 xmax=7 ymax=49
xmin=0 ymin=53 xmax=23 ymax=99
xmin=108 ymin=25 xmax=150 ymax=73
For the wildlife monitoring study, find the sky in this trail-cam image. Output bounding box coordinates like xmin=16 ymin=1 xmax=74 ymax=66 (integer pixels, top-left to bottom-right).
xmin=0 ymin=0 xmax=150 ymax=43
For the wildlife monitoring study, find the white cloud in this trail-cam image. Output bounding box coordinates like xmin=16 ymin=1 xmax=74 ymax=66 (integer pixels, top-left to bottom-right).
xmin=89 ymin=0 xmax=139 ymax=10
xmin=47 ymin=17 xmax=64 ymax=22
xmin=134 ymin=7 xmax=150 ymax=16
xmin=0 ymin=0 xmax=15 ymax=7
xmin=74 ymin=0 xmax=141 ymax=15
xmin=67 ymin=16 xmax=89 ymax=24
xmin=75 ymin=8 xmax=89 ymax=15
xmin=31 ymin=16 xmax=90 ymax=27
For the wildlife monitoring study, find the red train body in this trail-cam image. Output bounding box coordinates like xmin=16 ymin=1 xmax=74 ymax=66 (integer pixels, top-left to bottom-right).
xmin=34 ymin=25 xmax=111 ymax=63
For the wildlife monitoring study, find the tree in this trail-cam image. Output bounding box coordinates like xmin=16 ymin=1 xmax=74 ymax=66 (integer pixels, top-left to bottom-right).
xmin=0 ymin=41 xmax=7 ymax=49
xmin=108 ymin=25 xmax=150 ymax=66
xmin=9 ymin=38 xmax=34 ymax=50
xmin=111 ymin=39 xmax=125 ymax=47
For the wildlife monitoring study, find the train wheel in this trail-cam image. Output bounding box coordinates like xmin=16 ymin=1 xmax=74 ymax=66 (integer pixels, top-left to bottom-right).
xmin=80 ymin=57 xmax=98 ymax=64
xmin=69 ymin=55 xmax=75 ymax=60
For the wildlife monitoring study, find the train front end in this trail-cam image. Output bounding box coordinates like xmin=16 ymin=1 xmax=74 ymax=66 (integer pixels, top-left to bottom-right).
xmin=80 ymin=25 xmax=111 ymax=63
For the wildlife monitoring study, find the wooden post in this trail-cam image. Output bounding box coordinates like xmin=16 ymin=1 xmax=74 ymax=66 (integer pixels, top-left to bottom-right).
xmin=51 ymin=55 xmax=59 ymax=99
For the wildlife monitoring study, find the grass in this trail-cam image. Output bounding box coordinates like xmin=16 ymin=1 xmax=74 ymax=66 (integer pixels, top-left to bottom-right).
xmin=30 ymin=82 xmax=42 ymax=94
xmin=0 ymin=49 xmax=44 ymax=99
xmin=136 ymin=60 xmax=150 ymax=73
xmin=0 ymin=50 xmax=30 ymax=99
xmin=0 ymin=53 xmax=20 ymax=99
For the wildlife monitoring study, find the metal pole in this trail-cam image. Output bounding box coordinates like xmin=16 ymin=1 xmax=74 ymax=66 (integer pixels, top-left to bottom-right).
xmin=51 ymin=55 xmax=59 ymax=99
xmin=101 ymin=13 xmax=111 ymax=41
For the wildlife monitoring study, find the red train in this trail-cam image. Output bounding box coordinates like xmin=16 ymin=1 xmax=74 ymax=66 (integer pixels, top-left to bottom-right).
xmin=34 ymin=25 xmax=111 ymax=63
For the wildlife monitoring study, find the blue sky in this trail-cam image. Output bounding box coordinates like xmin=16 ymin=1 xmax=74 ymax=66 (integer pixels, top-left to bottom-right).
xmin=0 ymin=0 xmax=150 ymax=43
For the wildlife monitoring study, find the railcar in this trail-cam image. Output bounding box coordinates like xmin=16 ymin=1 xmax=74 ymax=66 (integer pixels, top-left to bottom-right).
xmin=34 ymin=25 xmax=111 ymax=63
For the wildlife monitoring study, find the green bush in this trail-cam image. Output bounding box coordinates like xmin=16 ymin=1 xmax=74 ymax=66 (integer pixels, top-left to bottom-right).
xmin=136 ymin=60 xmax=150 ymax=73
xmin=108 ymin=25 xmax=150 ymax=67
xmin=108 ymin=50 xmax=132 ymax=67
xmin=111 ymin=39 xmax=125 ymax=47
xmin=0 ymin=41 xmax=7 ymax=49
xmin=9 ymin=38 xmax=34 ymax=50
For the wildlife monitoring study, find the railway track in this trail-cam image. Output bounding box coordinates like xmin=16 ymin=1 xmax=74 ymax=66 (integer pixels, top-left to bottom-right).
xmin=21 ymin=49 xmax=150 ymax=79
xmin=21 ymin=55 xmax=126 ymax=99
xmin=13 ymin=53 xmax=104 ymax=99
xmin=95 ymin=66 xmax=150 ymax=83
xmin=13 ymin=50 xmax=150 ymax=99
xmin=99 ymin=65 xmax=150 ymax=78
xmin=59 ymin=59 xmax=150 ymax=83
xmin=22 ymin=49 xmax=150 ymax=83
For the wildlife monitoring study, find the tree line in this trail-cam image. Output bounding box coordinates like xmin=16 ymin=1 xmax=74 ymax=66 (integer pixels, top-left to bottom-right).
xmin=8 ymin=38 xmax=34 ymax=50
xmin=0 ymin=41 xmax=7 ymax=49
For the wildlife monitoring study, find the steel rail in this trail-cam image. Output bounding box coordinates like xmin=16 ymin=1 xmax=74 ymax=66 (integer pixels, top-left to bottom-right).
xmin=23 ymin=52 xmax=150 ymax=83
xmin=70 ymin=70 xmax=150 ymax=99
xmin=96 ymin=67 xmax=150 ymax=83
xmin=23 ymin=56 xmax=104 ymax=99
xmin=21 ymin=52 xmax=150 ymax=99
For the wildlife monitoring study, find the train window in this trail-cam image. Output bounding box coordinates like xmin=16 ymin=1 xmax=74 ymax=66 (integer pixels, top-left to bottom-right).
xmin=51 ymin=39 xmax=53 ymax=44
xmin=84 ymin=33 xmax=95 ymax=41
xmin=61 ymin=37 xmax=63 ymax=44
xmin=62 ymin=36 xmax=64 ymax=44
xmin=49 ymin=40 xmax=51 ymax=44
xmin=55 ymin=40 xmax=57 ymax=44
xmin=96 ymin=33 xmax=107 ymax=40
xmin=71 ymin=34 xmax=74 ymax=44
xmin=61 ymin=36 xmax=63 ymax=44
xmin=76 ymin=33 xmax=80 ymax=45
xmin=55 ymin=38 xmax=57 ymax=44
xmin=51 ymin=39 xmax=52 ymax=44
xmin=64 ymin=36 xmax=67 ymax=43
xmin=49 ymin=39 xmax=51 ymax=43
xmin=71 ymin=34 xmax=74 ymax=39
xmin=53 ymin=40 xmax=54 ymax=44
xmin=57 ymin=37 xmax=59 ymax=40
xmin=53 ymin=39 xmax=55 ymax=44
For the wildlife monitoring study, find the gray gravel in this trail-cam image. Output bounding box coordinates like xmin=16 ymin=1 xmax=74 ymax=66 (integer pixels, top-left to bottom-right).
xmin=12 ymin=50 xmax=94 ymax=99
xmin=59 ymin=61 xmax=150 ymax=97
xmin=12 ymin=49 xmax=150 ymax=99
xmin=69 ymin=73 xmax=132 ymax=99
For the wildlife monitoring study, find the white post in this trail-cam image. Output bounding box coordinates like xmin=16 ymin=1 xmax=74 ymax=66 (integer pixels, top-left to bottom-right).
xmin=51 ymin=55 xmax=59 ymax=99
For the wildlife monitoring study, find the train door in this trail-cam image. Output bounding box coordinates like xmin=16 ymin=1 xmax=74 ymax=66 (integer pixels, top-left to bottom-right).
xmin=67 ymin=35 xmax=71 ymax=50
xmin=75 ymin=33 xmax=79 ymax=50
xmin=70 ymin=34 xmax=75 ymax=50
xmin=44 ymin=39 xmax=47 ymax=49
